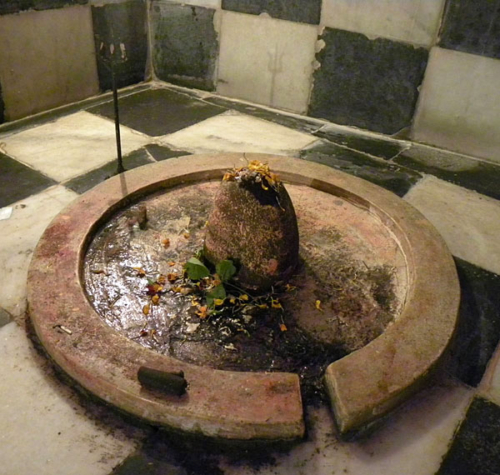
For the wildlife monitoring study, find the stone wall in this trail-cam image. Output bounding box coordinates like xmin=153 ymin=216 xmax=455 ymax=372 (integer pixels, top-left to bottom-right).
xmin=0 ymin=0 xmax=148 ymax=121
xmin=1 ymin=0 xmax=499 ymax=164
xmin=149 ymin=0 xmax=500 ymax=163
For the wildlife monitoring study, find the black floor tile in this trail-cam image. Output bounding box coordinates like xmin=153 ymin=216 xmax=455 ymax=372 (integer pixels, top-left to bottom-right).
xmin=145 ymin=144 xmax=191 ymax=161
xmin=87 ymin=88 xmax=225 ymax=137
xmin=300 ymin=141 xmax=421 ymax=197
xmin=0 ymin=153 xmax=57 ymax=207
xmin=221 ymin=0 xmax=321 ymax=25
xmin=313 ymin=127 xmax=405 ymax=160
xmin=439 ymin=0 xmax=500 ymax=60
xmin=64 ymin=148 xmax=153 ymax=194
xmin=437 ymin=397 xmax=500 ymax=475
xmin=92 ymin=1 xmax=148 ymax=92
xmin=446 ymin=258 xmax=500 ymax=387
xmin=150 ymin=2 xmax=218 ymax=91
xmin=395 ymin=149 xmax=500 ymax=201
xmin=309 ymin=28 xmax=428 ymax=135
xmin=205 ymin=96 xmax=322 ymax=134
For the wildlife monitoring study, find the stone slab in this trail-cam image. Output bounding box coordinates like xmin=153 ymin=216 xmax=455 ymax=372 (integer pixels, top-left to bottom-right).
xmin=437 ymin=397 xmax=500 ymax=475
xmin=411 ymin=47 xmax=500 ymax=165
xmin=309 ymin=28 xmax=428 ymax=135
xmin=0 ymin=152 xmax=57 ymax=207
xmin=321 ymin=0 xmax=446 ymax=47
xmin=88 ymin=87 xmax=225 ymax=136
xmin=1 ymin=111 xmax=151 ymax=182
xmin=217 ymin=11 xmax=317 ymax=114
xmin=439 ymin=0 xmax=500 ymax=60
xmin=150 ymin=2 xmax=218 ymax=91
xmin=0 ymin=186 xmax=78 ymax=320
xmin=91 ymin=0 xmax=148 ymax=91
xmin=0 ymin=6 xmax=99 ymax=121
xmin=300 ymin=140 xmax=421 ymax=197
xmin=221 ymin=0 xmax=321 ymax=25
xmin=396 ymin=143 xmax=500 ymax=201
xmin=0 ymin=322 xmax=144 ymax=475
xmin=404 ymin=175 xmax=500 ymax=275
xmin=159 ymin=112 xmax=317 ymax=155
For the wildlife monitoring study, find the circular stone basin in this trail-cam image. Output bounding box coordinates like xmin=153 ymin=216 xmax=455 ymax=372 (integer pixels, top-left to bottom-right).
xmin=27 ymin=154 xmax=460 ymax=441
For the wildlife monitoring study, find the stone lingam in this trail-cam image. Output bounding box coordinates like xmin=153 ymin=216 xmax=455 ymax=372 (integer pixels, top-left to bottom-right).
xmin=204 ymin=160 xmax=299 ymax=291
xmin=27 ymin=153 xmax=460 ymax=442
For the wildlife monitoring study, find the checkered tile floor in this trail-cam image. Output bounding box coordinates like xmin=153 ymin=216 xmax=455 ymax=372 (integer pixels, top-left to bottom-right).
xmin=1 ymin=82 xmax=500 ymax=475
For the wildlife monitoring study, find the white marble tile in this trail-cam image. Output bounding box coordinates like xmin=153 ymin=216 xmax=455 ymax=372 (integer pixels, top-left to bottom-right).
xmin=0 ymin=322 xmax=145 ymax=475
xmin=412 ymin=48 xmax=500 ymax=165
xmin=404 ymin=176 xmax=500 ymax=275
xmin=160 ymin=111 xmax=318 ymax=155
xmin=321 ymin=0 xmax=445 ymax=47
xmin=219 ymin=379 xmax=472 ymax=475
xmin=0 ymin=186 xmax=78 ymax=320
xmin=217 ymin=11 xmax=318 ymax=114
xmin=1 ymin=111 xmax=151 ymax=182
xmin=0 ymin=6 xmax=99 ymax=121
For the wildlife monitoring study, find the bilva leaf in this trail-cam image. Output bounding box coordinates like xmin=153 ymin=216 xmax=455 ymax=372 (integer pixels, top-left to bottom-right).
xmin=216 ymin=260 xmax=236 ymax=283
xmin=184 ymin=257 xmax=210 ymax=280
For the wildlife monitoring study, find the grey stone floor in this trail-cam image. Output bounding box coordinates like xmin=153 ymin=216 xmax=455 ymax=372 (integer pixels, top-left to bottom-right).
xmin=1 ymin=82 xmax=500 ymax=475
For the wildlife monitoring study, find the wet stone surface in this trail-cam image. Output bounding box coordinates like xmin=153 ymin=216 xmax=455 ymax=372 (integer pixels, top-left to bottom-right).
xmin=84 ymin=181 xmax=405 ymax=403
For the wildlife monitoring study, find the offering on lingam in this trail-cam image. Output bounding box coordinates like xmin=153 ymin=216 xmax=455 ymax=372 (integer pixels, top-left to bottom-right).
xmin=204 ymin=160 xmax=299 ymax=291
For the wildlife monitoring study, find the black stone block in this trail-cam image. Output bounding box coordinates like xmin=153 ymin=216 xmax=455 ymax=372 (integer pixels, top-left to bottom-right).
xmin=446 ymin=258 xmax=500 ymax=387
xmin=221 ymin=0 xmax=321 ymax=25
xmin=438 ymin=397 xmax=500 ymax=475
xmin=87 ymin=88 xmax=225 ymax=136
xmin=300 ymin=141 xmax=421 ymax=197
xmin=439 ymin=0 xmax=500 ymax=60
xmin=150 ymin=2 xmax=218 ymax=91
xmin=0 ymin=0 xmax=87 ymax=15
xmin=145 ymin=144 xmax=191 ymax=161
xmin=92 ymin=1 xmax=148 ymax=92
xmin=309 ymin=28 xmax=428 ymax=135
xmin=0 ymin=153 xmax=57 ymax=207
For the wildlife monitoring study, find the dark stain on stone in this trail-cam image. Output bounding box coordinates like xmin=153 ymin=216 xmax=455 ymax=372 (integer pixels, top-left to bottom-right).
xmin=446 ymin=257 xmax=500 ymax=387
xmin=300 ymin=141 xmax=421 ymax=197
xmin=309 ymin=28 xmax=428 ymax=135
xmin=87 ymin=88 xmax=225 ymax=136
xmin=150 ymin=2 xmax=218 ymax=91
xmin=437 ymin=396 xmax=500 ymax=475
xmin=221 ymin=0 xmax=321 ymax=25
xmin=439 ymin=0 xmax=500 ymax=60
xmin=0 ymin=152 xmax=57 ymax=207
xmin=91 ymin=1 xmax=148 ymax=92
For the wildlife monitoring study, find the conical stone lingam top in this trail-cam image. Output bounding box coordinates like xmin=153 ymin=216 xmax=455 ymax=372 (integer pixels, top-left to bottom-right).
xmin=204 ymin=161 xmax=299 ymax=292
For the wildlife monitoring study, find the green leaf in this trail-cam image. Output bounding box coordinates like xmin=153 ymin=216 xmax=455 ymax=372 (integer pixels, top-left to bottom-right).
xmin=207 ymin=284 xmax=226 ymax=306
xmin=184 ymin=257 xmax=210 ymax=280
xmin=216 ymin=260 xmax=237 ymax=282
